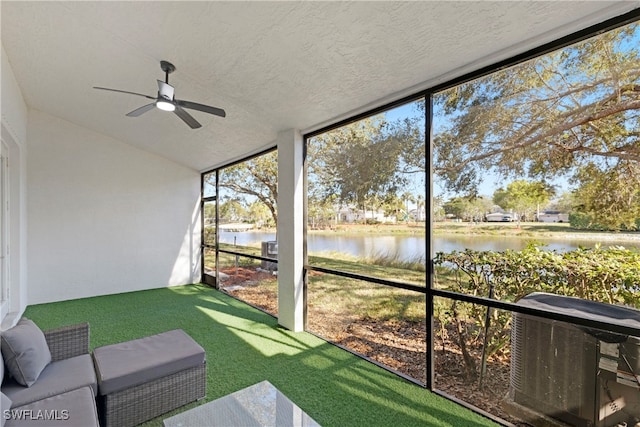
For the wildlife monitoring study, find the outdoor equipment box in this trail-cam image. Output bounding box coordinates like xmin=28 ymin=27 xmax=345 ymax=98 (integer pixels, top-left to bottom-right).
xmin=510 ymin=292 xmax=640 ymax=427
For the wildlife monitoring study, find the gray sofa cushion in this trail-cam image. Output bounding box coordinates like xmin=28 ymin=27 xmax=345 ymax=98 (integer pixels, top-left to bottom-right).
xmin=1 ymin=392 xmax=12 ymax=427
xmin=1 ymin=354 xmax=97 ymax=408
xmin=0 ymin=319 xmax=51 ymax=387
xmin=93 ymin=329 xmax=205 ymax=395
xmin=4 ymin=386 xmax=99 ymax=427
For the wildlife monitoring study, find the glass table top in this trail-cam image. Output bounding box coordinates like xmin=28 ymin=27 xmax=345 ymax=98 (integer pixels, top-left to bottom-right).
xmin=163 ymin=380 xmax=321 ymax=427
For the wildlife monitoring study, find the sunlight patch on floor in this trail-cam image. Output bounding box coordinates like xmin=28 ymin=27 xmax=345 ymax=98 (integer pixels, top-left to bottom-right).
xmin=195 ymin=305 xmax=319 ymax=357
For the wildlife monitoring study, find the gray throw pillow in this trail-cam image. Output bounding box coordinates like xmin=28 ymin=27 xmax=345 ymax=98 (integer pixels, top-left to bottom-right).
xmin=0 ymin=318 xmax=51 ymax=387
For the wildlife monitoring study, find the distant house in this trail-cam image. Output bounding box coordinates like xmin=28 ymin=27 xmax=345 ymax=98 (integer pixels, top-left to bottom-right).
xmin=336 ymin=206 xmax=396 ymax=223
xmin=536 ymin=211 xmax=569 ymax=223
xmin=410 ymin=207 xmax=426 ymax=221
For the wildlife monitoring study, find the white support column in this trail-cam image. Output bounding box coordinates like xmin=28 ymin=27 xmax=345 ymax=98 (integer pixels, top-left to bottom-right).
xmin=276 ymin=129 xmax=304 ymax=331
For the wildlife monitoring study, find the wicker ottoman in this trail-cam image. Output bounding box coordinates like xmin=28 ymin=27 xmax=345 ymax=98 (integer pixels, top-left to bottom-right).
xmin=92 ymin=329 xmax=206 ymax=427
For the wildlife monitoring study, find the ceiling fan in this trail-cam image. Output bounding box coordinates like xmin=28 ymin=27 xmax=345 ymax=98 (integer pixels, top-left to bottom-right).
xmin=94 ymin=60 xmax=225 ymax=129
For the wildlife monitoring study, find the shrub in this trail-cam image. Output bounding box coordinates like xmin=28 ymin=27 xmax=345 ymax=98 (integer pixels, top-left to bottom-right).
xmin=569 ymin=212 xmax=592 ymax=229
xmin=433 ymin=245 xmax=640 ymax=382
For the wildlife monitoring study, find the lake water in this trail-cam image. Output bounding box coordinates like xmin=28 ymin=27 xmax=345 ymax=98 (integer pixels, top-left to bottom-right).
xmin=219 ymin=230 xmax=639 ymax=262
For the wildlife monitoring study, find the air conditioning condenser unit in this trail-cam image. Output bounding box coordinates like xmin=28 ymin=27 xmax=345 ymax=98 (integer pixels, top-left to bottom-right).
xmin=509 ymin=293 xmax=640 ymax=427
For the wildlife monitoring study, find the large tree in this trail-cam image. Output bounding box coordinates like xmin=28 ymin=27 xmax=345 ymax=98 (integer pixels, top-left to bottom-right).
xmin=572 ymin=161 xmax=640 ymax=230
xmin=443 ymin=196 xmax=492 ymax=222
xmin=307 ymin=116 xmax=408 ymax=219
xmin=433 ymin=23 xmax=640 ymax=226
xmin=493 ymin=180 xmax=555 ymax=221
xmin=218 ymin=198 xmax=247 ymax=223
xmin=215 ymin=151 xmax=278 ymax=225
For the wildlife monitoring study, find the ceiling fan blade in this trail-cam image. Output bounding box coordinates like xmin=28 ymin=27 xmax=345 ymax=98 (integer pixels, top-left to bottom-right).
xmin=157 ymin=80 xmax=175 ymax=100
xmin=174 ymin=105 xmax=202 ymax=129
xmin=93 ymin=87 xmax=156 ymax=100
xmin=126 ymin=103 xmax=156 ymax=117
xmin=175 ymin=99 xmax=226 ymax=118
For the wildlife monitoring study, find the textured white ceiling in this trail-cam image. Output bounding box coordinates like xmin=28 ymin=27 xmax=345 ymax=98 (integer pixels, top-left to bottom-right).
xmin=2 ymin=1 xmax=638 ymax=171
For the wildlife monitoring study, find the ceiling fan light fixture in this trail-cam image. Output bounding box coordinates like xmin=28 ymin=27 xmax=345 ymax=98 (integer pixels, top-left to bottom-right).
xmin=156 ymin=99 xmax=175 ymax=112
xmin=94 ymin=60 xmax=225 ymax=129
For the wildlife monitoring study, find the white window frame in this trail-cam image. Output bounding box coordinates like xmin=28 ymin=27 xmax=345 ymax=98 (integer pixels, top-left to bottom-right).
xmin=0 ymin=140 xmax=10 ymax=319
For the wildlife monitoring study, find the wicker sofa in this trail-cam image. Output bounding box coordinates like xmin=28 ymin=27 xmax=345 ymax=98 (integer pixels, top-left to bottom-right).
xmin=1 ymin=320 xmax=99 ymax=426
xmin=1 ymin=319 xmax=206 ymax=427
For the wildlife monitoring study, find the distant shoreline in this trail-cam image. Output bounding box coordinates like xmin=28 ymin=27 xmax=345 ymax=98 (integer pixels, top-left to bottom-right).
xmin=238 ymin=221 xmax=640 ymax=243
xmin=531 ymin=231 xmax=640 ymax=242
xmin=431 ymin=222 xmax=640 ymax=243
xmin=307 ymin=222 xmax=640 ymax=243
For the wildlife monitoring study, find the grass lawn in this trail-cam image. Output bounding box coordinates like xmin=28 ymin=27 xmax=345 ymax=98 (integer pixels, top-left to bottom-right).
xmin=24 ymin=284 xmax=497 ymax=427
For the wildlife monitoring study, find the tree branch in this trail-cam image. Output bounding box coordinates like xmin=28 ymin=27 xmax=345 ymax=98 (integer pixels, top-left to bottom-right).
xmin=436 ymin=96 xmax=640 ymax=173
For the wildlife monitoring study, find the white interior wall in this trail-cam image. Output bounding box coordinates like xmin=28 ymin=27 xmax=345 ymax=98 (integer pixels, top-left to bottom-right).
xmin=26 ymin=111 xmax=201 ymax=304
xmin=1 ymin=45 xmax=29 ymax=328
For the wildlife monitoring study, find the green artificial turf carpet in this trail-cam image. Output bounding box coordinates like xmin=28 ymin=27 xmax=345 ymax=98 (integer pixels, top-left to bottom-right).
xmin=24 ymin=284 xmax=497 ymax=427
